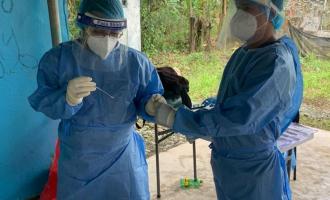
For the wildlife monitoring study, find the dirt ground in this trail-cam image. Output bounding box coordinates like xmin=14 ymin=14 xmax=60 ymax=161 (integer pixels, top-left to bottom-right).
xmin=291 ymin=129 xmax=330 ymax=200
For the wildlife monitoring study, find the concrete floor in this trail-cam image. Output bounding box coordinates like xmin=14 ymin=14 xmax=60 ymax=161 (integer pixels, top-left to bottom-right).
xmin=147 ymin=129 xmax=330 ymax=200
xmin=148 ymin=140 xmax=217 ymax=200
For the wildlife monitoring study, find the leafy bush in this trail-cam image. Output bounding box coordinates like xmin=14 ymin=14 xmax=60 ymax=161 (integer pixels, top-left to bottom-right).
xmin=67 ymin=0 xmax=81 ymax=39
xmin=141 ymin=2 xmax=189 ymax=54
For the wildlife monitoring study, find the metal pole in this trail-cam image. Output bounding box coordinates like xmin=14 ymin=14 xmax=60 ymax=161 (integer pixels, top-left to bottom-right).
xmin=293 ymin=147 xmax=297 ymax=181
xmin=155 ymin=124 xmax=161 ymax=198
xmin=47 ymin=0 xmax=62 ymax=46
xmin=193 ymin=141 xmax=197 ymax=181
xmin=287 ymin=149 xmax=292 ymax=181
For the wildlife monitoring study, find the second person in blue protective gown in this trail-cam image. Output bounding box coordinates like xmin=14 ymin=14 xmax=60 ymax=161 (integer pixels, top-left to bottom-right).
xmin=172 ymin=36 xmax=302 ymax=200
xmin=152 ymin=0 xmax=303 ymax=199
xmin=28 ymin=0 xmax=164 ymax=199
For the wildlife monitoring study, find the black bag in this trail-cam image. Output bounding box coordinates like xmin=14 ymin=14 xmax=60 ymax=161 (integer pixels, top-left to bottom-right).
xmin=135 ymin=66 xmax=192 ymax=129
xmin=156 ymin=66 xmax=192 ymax=109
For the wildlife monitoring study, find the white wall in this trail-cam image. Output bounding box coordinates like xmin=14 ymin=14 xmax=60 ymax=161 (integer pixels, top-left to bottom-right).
xmin=122 ymin=0 xmax=141 ymax=51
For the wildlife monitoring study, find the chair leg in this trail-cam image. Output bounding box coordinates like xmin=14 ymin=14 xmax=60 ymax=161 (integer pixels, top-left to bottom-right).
xmin=155 ymin=125 xmax=161 ymax=198
xmin=286 ymin=149 xmax=292 ymax=182
xmin=193 ymin=141 xmax=197 ymax=181
xmin=293 ymin=147 xmax=297 ymax=181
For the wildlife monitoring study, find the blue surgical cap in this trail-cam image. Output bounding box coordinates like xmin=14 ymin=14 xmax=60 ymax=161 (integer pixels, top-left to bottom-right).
xmin=79 ymin=0 xmax=124 ymax=19
xmin=235 ymin=0 xmax=285 ymax=30
xmin=271 ymin=0 xmax=284 ymax=30
xmin=271 ymin=0 xmax=284 ymax=11
xmin=272 ymin=14 xmax=284 ymax=30
xmin=248 ymin=0 xmax=285 ymax=30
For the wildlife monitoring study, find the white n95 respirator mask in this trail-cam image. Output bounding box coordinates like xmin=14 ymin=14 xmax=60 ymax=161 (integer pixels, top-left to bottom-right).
xmin=87 ymin=36 xmax=118 ymax=60
xmin=230 ymin=9 xmax=258 ymax=42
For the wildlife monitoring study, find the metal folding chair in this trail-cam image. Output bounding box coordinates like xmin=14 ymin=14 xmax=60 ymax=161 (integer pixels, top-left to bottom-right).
xmin=154 ymin=124 xmax=198 ymax=198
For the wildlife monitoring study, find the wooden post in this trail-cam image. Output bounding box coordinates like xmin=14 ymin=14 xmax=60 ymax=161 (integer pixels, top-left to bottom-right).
xmin=47 ymin=0 xmax=62 ymax=47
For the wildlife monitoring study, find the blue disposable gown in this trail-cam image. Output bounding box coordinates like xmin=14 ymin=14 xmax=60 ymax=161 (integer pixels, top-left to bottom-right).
xmin=29 ymin=41 xmax=163 ymax=200
xmin=173 ymin=36 xmax=303 ymax=200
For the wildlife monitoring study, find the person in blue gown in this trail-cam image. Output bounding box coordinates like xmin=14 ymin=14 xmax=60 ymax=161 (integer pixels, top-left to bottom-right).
xmin=151 ymin=0 xmax=303 ymax=199
xmin=28 ymin=0 xmax=164 ymax=199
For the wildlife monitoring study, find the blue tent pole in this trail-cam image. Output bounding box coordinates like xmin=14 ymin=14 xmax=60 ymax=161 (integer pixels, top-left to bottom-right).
xmin=47 ymin=0 xmax=62 ymax=46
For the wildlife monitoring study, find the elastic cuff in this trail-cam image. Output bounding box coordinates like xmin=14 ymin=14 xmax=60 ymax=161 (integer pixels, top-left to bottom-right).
xmin=65 ymin=102 xmax=83 ymax=115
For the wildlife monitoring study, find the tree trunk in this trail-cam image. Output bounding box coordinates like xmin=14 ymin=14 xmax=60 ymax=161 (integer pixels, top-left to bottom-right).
xmin=205 ymin=21 xmax=212 ymax=51
xmin=189 ymin=0 xmax=195 ymax=52
xmin=216 ymin=0 xmax=227 ymax=42
xmin=205 ymin=0 xmax=212 ymax=51
xmin=196 ymin=18 xmax=203 ymax=51
xmin=190 ymin=17 xmax=197 ymax=52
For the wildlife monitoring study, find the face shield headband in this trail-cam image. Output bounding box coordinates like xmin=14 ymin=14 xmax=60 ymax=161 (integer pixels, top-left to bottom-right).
xmin=77 ymin=13 xmax=127 ymax=31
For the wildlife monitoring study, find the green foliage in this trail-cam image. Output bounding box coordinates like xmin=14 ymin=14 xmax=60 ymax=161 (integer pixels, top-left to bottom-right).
xmin=301 ymin=54 xmax=330 ymax=72
xmin=301 ymin=54 xmax=330 ymax=100
xmin=67 ymin=0 xmax=221 ymax=53
xmin=68 ymin=0 xmax=81 ymax=39
xmin=300 ymin=115 xmax=330 ymax=131
xmin=150 ymin=51 xmax=330 ymax=110
xmin=141 ymin=0 xmax=221 ymax=54
xmin=149 ymin=51 xmax=330 ymax=130
xmin=141 ymin=1 xmax=189 ymax=53
xmin=65 ymin=1 xmax=330 ymax=131
xmin=149 ymin=50 xmax=227 ymax=101
xmin=180 ymin=0 xmax=221 ymax=19
xmin=188 ymin=0 xmax=222 ymax=40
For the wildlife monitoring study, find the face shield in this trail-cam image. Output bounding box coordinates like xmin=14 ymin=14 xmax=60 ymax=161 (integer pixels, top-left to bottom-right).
xmin=67 ymin=7 xmax=129 ymax=74
xmin=217 ymin=0 xmax=285 ymax=49
xmin=57 ymin=0 xmax=140 ymax=119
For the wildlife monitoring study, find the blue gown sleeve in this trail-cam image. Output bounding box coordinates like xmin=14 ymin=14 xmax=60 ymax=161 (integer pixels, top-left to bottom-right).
xmin=134 ymin=56 xmax=164 ymax=122
xmin=28 ymin=47 xmax=83 ymax=120
xmin=173 ymin=52 xmax=296 ymax=137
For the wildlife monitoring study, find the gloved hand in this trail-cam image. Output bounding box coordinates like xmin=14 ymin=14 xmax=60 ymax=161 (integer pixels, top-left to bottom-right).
xmin=66 ymin=76 xmax=96 ymax=106
xmin=145 ymin=94 xmax=167 ymax=116
xmin=155 ymin=103 xmax=176 ymax=128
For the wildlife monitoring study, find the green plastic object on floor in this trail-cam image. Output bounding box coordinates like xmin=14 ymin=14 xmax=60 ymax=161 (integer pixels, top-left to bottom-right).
xmin=180 ymin=178 xmax=203 ymax=189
